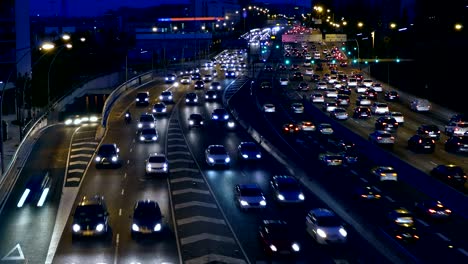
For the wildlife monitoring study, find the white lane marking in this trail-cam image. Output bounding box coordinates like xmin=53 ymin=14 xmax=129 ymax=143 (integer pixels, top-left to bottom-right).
xmin=172 ymin=188 xmax=210 ymax=195
xmin=69 ymin=161 xmax=88 ymax=166
xmin=70 ymin=153 xmax=93 ymax=159
xmin=65 ymin=178 xmax=81 ymax=183
xmin=169 ymin=159 xmax=194 ymax=163
xmin=68 ymin=169 xmax=84 ymax=174
xmin=167 ymin=151 xmax=191 ymax=156
xmin=373 ymin=186 xmax=381 ymax=192
xmin=350 ymin=170 xmax=358 ymax=175
xmin=124 ymin=173 xmax=127 ymax=179
xmin=458 ymin=248 xmax=468 ymax=257
xmin=127 ymin=160 xmax=130 ymax=164
xmin=168 ymin=137 xmax=184 ymax=141
xmin=70 ymin=147 xmax=95 ymax=152
xmin=130 ymin=148 xmax=133 ymax=152
xmin=429 ymin=161 xmax=438 ymax=166
xmin=416 ymin=219 xmax=429 ymax=227
xmin=170 ymin=177 xmax=204 ymax=184
xmin=385 ymin=196 xmax=395 ymax=202
xmin=174 ymin=201 xmax=217 ymax=210
xmin=180 ymin=233 xmax=235 ymax=245
xmin=360 ymin=177 xmax=368 ymax=183
xmin=119 ymin=209 xmax=122 ymax=216
xmin=184 ymin=254 xmax=246 ymax=264
xmin=170 ymin=168 xmax=199 ymax=173
xmin=435 ymin=233 xmax=450 ymax=241
xmin=121 ymin=189 xmax=125 ymax=195
xmin=1 ymin=243 xmax=25 ymax=260
xmin=72 ymin=141 xmax=98 ymax=146
xmin=177 ymin=215 xmax=226 ymax=226
xmin=113 ymin=233 xmax=119 ymax=264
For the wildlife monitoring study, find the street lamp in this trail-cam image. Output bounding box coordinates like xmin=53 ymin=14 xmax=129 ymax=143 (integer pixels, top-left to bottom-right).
xmin=46 ymin=43 xmax=72 ymax=108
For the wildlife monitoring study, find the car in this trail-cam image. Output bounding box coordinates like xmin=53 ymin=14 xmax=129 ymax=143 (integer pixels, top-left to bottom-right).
xmin=430 ymin=164 xmax=467 ymax=187
xmin=318 ymin=152 xmax=344 ymax=166
xmin=72 ymin=195 xmax=109 ymax=239
xmin=64 ymin=114 xmax=99 ymax=126
xmin=371 ymin=166 xmax=398 ymax=181
xmin=356 ymin=95 xmax=372 ymax=106
xmin=290 ymin=64 xmax=300 ymax=71
xmin=410 ymin=99 xmax=431 ymax=112
xmin=317 ymin=123 xmax=334 ymax=135
xmin=297 ymin=82 xmax=309 ymax=91
xmin=311 ymin=74 xmax=321 ymax=82
xmin=368 ymin=131 xmax=395 ymax=146
xmin=322 ymin=101 xmax=338 ymax=112
xmin=185 ymin=92 xmax=198 ymax=105
xmin=414 ymin=200 xmax=451 ymax=220
xmin=159 ymin=91 xmax=173 ymax=103
xmin=327 ymin=75 xmax=338 ymax=84
xmin=292 ymin=71 xmax=303 ymax=81
xmin=263 ymin=103 xmax=276 ymax=113
xmin=95 ymin=143 xmax=120 ymax=168
xmin=291 ymin=102 xmax=304 ymax=113
xmin=188 ymin=113 xmax=204 ymax=128
xmin=202 ymin=74 xmax=213 ymax=82
xmin=138 ymin=113 xmax=156 ymax=129
xmin=324 ymin=88 xmax=338 ymax=98
xmin=303 ymin=61 xmax=311 ymax=67
xmin=353 ymin=185 xmax=382 ymax=200
xmin=330 ymin=107 xmax=348 ymax=120
xmin=211 ymin=108 xmax=229 ymax=121
xmin=390 ymin=225 xmax=420 ymax=243
xmin=336 ymin=94 xmax=350 ymax=106
xmin=347 ymin=78 xmax=358 ymax=87
xmin=209 ymin=81 xmax=222 ymax=90
xmin=131 ymin=200 xmax=164 ymax=238
xmin=326 ymin=136 xmax=356 ymax=153
xmin=386 ymin=111 xmax=404 ymax=125
xmin=270 ymin=175 xmax=305 ymax=203
xmin=416 ymin=124 xmax=440 ymax=140
xmin=138 ymin=127 xmax=158 ymax=142
xmin=164 ymin=73 xmax=177 ymax=83
xmin=338 ymin=86 xmax=352 ymax=95
xmin=445 ymin=135 xmax=468 ymax=153
xmin=299 ymin=121 xmax=316 ymax=132
xmin=353 ymin=106 xmax=371 ymax=119
xmin=238 ymin=141 xmax=262 ymax=160
xmin=449 ymin=113 xmax=468 ymax=123
xmin=203 ymin=90 xmax=217 ymax=102
xmin=444 ymin=121 xmax=468 ymax=136
xmin=362 ymin=79 xmax=373 ymax=87
xmin=145 ymin=153 xmax=169 ymax=175
xmin=205 ymin=145 xmax=230 ymax=167
xmin=277 ymin=64 xmax=287 ymax=71
xmin=305 ymin=208 xmax=348 ymax=245
xmin=152 ymin=102 xmax=167 ymax=115
xmin=194 ymin=80 xmax=205 ymax=90
xmin=407 ymin=135 xmax=435 ymax=153
xmin=316 ymin=81 xmax=328 ymax=90
xmin=365 ymin=88 xmax=378 ymax=100
xmin=225 ymin=70 xmax=237 ymax=78
xmin=311 ymin=92 xmax=325 ymax=103
xmin=353 ymin=73 xmax=364 ymax=82
xmin=384 ymin=90 xmax=400 ymax=101
xmin=371 ymin=83 xmax=383 ymax=92
xmin=135 ymin=91 xmax=150 ymax=106
xmin=234 ymin=184 xmax=266 ymax=210
xmin=191 ymin=72 xmax=201 ymax=80
xmin=370 ymin=102 xmax=390 ymax=115
xmin=17 ymin=171 xmax=52 ymax=208
xmin=180 ymin=75 xmax=192 ymax=84
xmin=264 ymin=65 xmax=274 ymax=72
xmin=260 ymin=81 xmax=272 ymax=89
xmin=375 ymin=116 xmax=399 ymax=132
xmin=258 ymin=220 xmax=301 ymax=256
xmin=305 ymin=67 xmax=314 ymax=75
xmin=283 ymin=123 xmax=300 ymax=134
xmin=279 ymin=77 xmax=289 ymax=86
xmin=387 ymin=208 xmax=415 ymax=228
xmin=355 ymin=84 xmax=368 ymax=93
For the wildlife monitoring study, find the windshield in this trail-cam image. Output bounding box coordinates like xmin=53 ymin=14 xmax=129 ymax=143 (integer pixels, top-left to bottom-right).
xmin=75 ymin=205 xmax=105 ymax=218
xmin=317 ymin=216 xmax=342 ymax=227
xmin=240 ymin=187 xmax=263 ymax=196
xmin=98 ymin=145 xmax=116 ymax=155
xmin=148 ymin=156 xmax=166 ymax=163
xmin=209 ymin=146 xmax=226 ymax=154
xmin=277 ymin=181 xmax=300 ymax=191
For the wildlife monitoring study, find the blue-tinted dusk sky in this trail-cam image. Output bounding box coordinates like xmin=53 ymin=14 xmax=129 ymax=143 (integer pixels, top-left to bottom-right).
xmin=31 ymin=0 xmax=311 ymax=17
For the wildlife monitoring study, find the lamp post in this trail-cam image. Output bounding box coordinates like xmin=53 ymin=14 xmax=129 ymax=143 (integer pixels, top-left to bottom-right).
xmin=46 ymin=43 xmax=72 ymax=109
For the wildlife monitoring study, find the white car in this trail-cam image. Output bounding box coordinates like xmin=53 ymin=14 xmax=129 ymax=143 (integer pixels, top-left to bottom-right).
xmin=356 ymin=95 xmax=372 ymax=106
xmin=234 ymin=184 xmax=266 ymax=210
xmin=322 ymin=102 xmax=338 ymax=112
xmin=356 ymin=84 xmax=368 ymax=93
xmin=347 ymin=78 xmax=357 ymax=87
xmin=371 ymin=83 xmax=383 ymax=92
xmin=209 ymin=81 xmax=222 ymax=90
xmin=324 ymin=88 xmax=338 ymax=98
xmin=410 ymin=99 xmax=431 ymax=112
xmin=145 ymin=153 xmax=169 ymax=175
xmin=205 ymin=145 xmax=230 ymax=167
xmin=362 ymin=79 xmax=373 ymax=87
xmin=263 ymin=103 xmax=276 ymax=113
xmin=386 ymin=111 xmax=405 ymax=125
xmin=317 ymin=123 xmax=334 ymax=135
xmin=305 ymin=68 xmax=314 ymax=75
xmin=303 ymin=61 xmax=311 ymax=67
xmin=279 ymin=77 xmax=289 ymax=86
xmin=330 ymin=107 xmax=349 ymax=120
xmin=299 ymin=121 xmax=316 ymax=132
xmin=316 ymin=82 xmax=328 ymax=90
xmin=368 ymin=131 xmax=395 ymax=145
xmin=370 ymin=102 xmax=390 ymax=115
xmin=311 ymin=93 xmax=325 ymax=103
xmin=371 ymin=166 xmax=398 ymax=181
xmin=180 ymin=75 xmax=191 ymax=84
xmin=327 ymin=75 xmax=338 ymax=84
xmin=159 ymin=91 xmax=173 ymax=103
xmin=291 ymin=103 xmax=304 ymax=113
xmin=305 ymin=208 xmax=347 ymax=245
xmin=445 ymin=121 xmax=468 ymax=136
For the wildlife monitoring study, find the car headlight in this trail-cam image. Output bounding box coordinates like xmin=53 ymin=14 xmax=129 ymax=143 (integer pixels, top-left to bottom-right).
xmin=154 ymin=223 xmax=162 ymax=232
xmin=150 ymin=123 xmax=155 ymax=128
xmin=90 ymin=116 xmax=98 ymax=122
xmin=186 ymin=99 xmax=189 ymax=102
xmin=298 ymin=193 xmax=305 ymax=200
xmin=144 ymin=98 xmax=148 ymax=101
xmin=152 ymin=136 xmax=157 ymax=140
xmin=95 ymin=156 xmax=101 ymax=162
xmin=65 ymin=119 xmax=73 ymax=125
xmin=168 ymin=96 xmax=172 ymax=99
xmin=146 ymin=164 xmax=151 ymax=170
xmin=228 ymin=121 xmax=235 ymax=128
xmin=162 ymin=109 xmax=166 ymax=112
xmin=132 ymin=223 xmax=139 ymax=232
xmin=260 ymin=200 xmax=266 ymax=206
xmin=205 ymin=95 xmax=209 ymax=98
xmin=213 ymin=116 xmax=219 ymax=120
xmin=224 ymin=115 xmax=229 ymax=120
xmin=159 ymin=96 xmax=163 ymax=100
xmin=208 ymin=157 xmax=214 ymax=163
xmin=73 ymin=224 xmax=81 ymax=232
xmin=213 ymin=95 xmax=217 ymax=98
xmin=317 ymin=228 xmax=327 ymax=238
xmin=174 ymin=82 xmax=179 ymax=87
xmin=277 ymin=194 xmax=285 ymax=200
xmin=138 ymin=123 xmax=143 ymax=128
xmin=189 ymin=120 xmax=194 ymax=125
xmin=140 ymin=136 xmax=145 ymax=141
xmin=240 ymin=200 xmax=248 ymax=206
xmin=96 ymin=224 xmax=104 ymax=232
xmin=165 ymin=77 xmax=169 ymax=80
xmin=339 ymin=228 xmax=347 ymax=237
xmin=163 ymin=163 xmax=168 ymax=168
xmin=153 ymin=109 xmax=156 ymax=113
xmin=225 ymin=157 xmax=230 ymax=163
xmin=111 ymin=156 xmax=117 ymax=162
xmin=194 ymin=98 xmax=198 ymax=102
xmin=292 ymin=243 xmax=300 ymax=252
xmin=73 ymin=119 xmax=81 ymax=125
xmin=269 ymin=245 xmax=277 ymax=252
xmin=256 ymin=154 xmax=262 ymax=158
xmin=242 ymin=154 xmax=248 ymax=158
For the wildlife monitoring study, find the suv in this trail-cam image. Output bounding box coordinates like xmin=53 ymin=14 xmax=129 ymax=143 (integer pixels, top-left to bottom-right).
xmin=72 ymin=195 xmax=109 ymax=239
xmin=375 ymin=116 xmax=399 ymax=132
xmin=95 ymin=143 xmax=120 ymax=168
xmin=410 ymin=99 xmax=431 ymax=112
xmin=138 ymin=113 xmax=156 ymax=130
xmin=444 ymin=121 xmax=468 ymax=136
xmin=135 ymin=91 xmax=150 ymax=106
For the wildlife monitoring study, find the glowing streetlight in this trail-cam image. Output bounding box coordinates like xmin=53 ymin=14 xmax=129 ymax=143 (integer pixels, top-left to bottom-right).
xmin=454 ymin=23 xmax=463 ymax=31
xmin=152 ymin=27 xmax=157 ymax=32
xmin=358 ymin=22 xmax=364 ymax=28
xmin=62 ymin=34 xmax=70 ymax=41
xmin=390 ymin=23 xmax=397 ymax=29
xmin=41 ymin=43 xmax=55 ymax=50
xmin=80 ymin=37 xmax=86 ymax=42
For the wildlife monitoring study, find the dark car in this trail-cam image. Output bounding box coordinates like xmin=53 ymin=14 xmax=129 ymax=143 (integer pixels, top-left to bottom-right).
xmin=390 ymin=225 xmax=420 ymax=243
xmin=352 ymin=106 xmax=371 ymax=119
xmin=384 ymin=90 xmax=400 ymax=101
xmin=414 ymin=200 xmax=451 ymax=220
xmin=354 ymin=185 xmax=382 ymax=200
xmin=152 ymin=102 xmax=167 ymax=116
xmin=135 ymin=91 xmax=150 ymax=106
xmin=449 ymin=113 xmax=468 ymax=123
xmin=188 ymin=113 xmax=204 ymax=128
xmin=95 ymin=143 xmax=120 ymax=168
xmin=138 ymin=127 xmax=158 ymax=143
xmin=292 ymin=71 xmax=303 ymax=81
xmin=258 ymin=220 xmax=301 ymax=256
xmin=416 ymin=124 xmax=441 ymax=140
xmin=211 ymin=108 xmax=229 ymax=121
xmin=270 ymin=175 xmax=305 ymax=203
xmin=185 ymin=92 xmax=198 ymax=105
xmin=72 ymin=195 xmax=109 ymax=240
xmin=375 ymin=116 xmax=399 ymax=132
xmin=191 ymin=72 xmax=201 ymax=80
xmin=204 ymin=90 xmax=218 ymax=101
xmin=131 ymin=200 xmax=164 ymax=238
xmin=17 ymin=171 xmax=52 ymax=208
xmin=311 ymin=74 xmax=321 ymax=82
xmin=430 ymin=164 xmax=467 ymax=187
xmin=164 ymin=73 xmax=176 ymax=83
xmin=407 ymin=135 xmax=435 ymax=153
xmin=445 ymin=135 xmax=468 ymax=153
xmin=194 ymin=80 xmax=205 ymax=89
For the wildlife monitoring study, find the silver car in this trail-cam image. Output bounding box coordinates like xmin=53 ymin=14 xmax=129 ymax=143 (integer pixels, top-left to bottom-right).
xmin=138 ymin=113 xmax=156 ymax=130
xmin=139 ymin=127 xmax=158 ymax=142
xmin=234 ymin=184 xmax=267 ymax=210
xmin=205 ymin=145 xmax=230 ymax=167
xmin=368 ymin=131 xmax=395 ymax=145
xmin=145 ymin=153 xmax=169 ymax=174
xmin=306 ymin=208 xmax=347 ymax=245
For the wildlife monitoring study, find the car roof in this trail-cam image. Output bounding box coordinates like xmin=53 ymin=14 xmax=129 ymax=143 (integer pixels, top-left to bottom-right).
xmin=309 ymin=208 xmax=335 ymax=217
xmin=238 ymin=183 xmax=261 ymax=189
xmin=78 ymin=195 xmax=104 ymax=206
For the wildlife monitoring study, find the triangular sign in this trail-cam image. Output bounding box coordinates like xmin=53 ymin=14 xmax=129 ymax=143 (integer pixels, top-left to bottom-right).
xmin=1 ymin=243 xmax=25 ymax=260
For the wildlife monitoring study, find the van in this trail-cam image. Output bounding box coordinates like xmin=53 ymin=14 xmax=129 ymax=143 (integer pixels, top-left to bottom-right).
xmin=410 ymin=99 xmax=431 ymax=112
